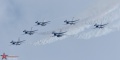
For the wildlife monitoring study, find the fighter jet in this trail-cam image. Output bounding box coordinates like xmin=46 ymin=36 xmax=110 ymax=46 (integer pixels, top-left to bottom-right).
xmin=64 ymin=17 xmax=79 ymax=25
xmin=94 ymin=23 xmax=108 ymax=29
xmin=10 ymin=38 xmax=25 ymax=45
xmin=35 ymin=21 xmax=50 ymax=26
xmin=52 ymin=30 xmax=67 ymax=37
xmin=23 ymin=27 xmax=38 ymax=35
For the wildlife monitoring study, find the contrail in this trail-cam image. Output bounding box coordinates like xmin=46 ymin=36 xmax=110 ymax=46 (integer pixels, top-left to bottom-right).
xmin=78 ymin=19 xmax=120 ymax=39
xmin=77 ymin=4 xmax=120 ymax=39
xmin=31 ymin=2 xmax=120 ymax=46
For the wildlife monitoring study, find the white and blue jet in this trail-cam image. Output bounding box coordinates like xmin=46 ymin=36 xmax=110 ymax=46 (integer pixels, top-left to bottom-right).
xmin=64 ymin=17 xmax=79 ymax=25
xmin=10 ymin=38 xmax=25 ymax=45
xmin=23 ymin=27 xmax=38 ymax=35
xmin=35 ymin=20 xmax=51 ymax=26
xmin=52 ymin=30 xmax=67 ymax=37
xmin=94 ymin=23 xmax=108 ymax=29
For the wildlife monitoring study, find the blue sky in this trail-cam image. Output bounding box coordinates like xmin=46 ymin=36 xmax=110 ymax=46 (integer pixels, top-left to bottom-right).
xmin=0 ymin=0 xmax=120 ymax=60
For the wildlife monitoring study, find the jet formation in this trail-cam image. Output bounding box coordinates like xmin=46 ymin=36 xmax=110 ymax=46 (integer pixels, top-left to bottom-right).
xmin=9 ymin=17 xmax=109 ymax=46
xmin=3 ymin=17 xmax=109 ymax=60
